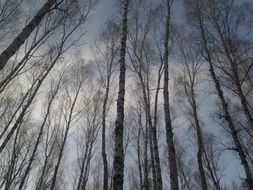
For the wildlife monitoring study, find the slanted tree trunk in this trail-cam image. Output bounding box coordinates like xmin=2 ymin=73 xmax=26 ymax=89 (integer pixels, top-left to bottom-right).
xmin=0 ymin=0 xmax=59 ymax=71
xmin=213 ymin=21 xmax=253 ymax=130
xmin=49 ymin=85 xmax=80 ymax=190
xmin=112 ymin=0 xmax=130 ymax=189
xmin=0 ymin=47 xmax=62 ymax=154
xmin=163 ymin=1 xmax=179 ymax=190
xmin=196 ymin=4 xmax=253 ymax=188
xmin=204 ymin=150 xmax=222 ymax=190
xmin=191 ymin=86 xmax=208 ymax=190
xmin=17 ymin=77 xmax=62 ymax=190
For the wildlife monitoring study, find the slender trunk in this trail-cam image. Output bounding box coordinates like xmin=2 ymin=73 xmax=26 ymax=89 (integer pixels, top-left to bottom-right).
xmin=4 ymin=124 xmax=21 ymax=190
xmin=81 ymin=141 xmax=94 ymax=190
xmin=112 ymin=0 xmax=130 ymax=189
xmin=0 ymin=78 xmax=42 ymax=154
xmin=35 ymin=143 xmax=54 ymax=190
xmin=137 ymin=108 xmax=143 ymax=190
xmin=0 ymin=51 xmax=60 ymax=154
xmin=190 ymin=86 xmax=208 ymax=190
xmin=178 ymin=162 xmax=191 ymax=190
xmin=197 ymin=8 xmax=253 ymax=189
xmin=49 ymin=86 xmax=80 ymax=190
xmin=137 ymin=129 xmax=143 ymax=190
xmin=138 ymin=74 xmax=157 ymax=190
xmin=102 ymin=84 xmax=109 ymax=190
xmin=0 ymin=0 xmax=58 ymax=71
xmin=144 ymin=121 xmax=149 ymax=190
xmin=77 ymin=142 xmax=89 ymax=190
xmin=0 ymin=28 xmax=55 ymax=93
xmin=209 ymin=18 xmax=253 ymax=130
xmin=49 ymin=126 xmax=69 ymax=190
xmin=204 ymin=152 xmax=221 ymax=190
xmin=220 ymin=34 xmax=253 ymax=130
xmin=148 ymin=115 xmax=157 ymax=190
xmin=163 ymin=1 xmax=179 ymax=190
xmin=153 ymin=65 xmax=164 ymax=190
xmin=18 ymin=81 xmax=61 ymax=190
xmin=0 ymin=80 xmax=37 ymax=140
xmin=137 ymin=70 xmax=162 ymax=190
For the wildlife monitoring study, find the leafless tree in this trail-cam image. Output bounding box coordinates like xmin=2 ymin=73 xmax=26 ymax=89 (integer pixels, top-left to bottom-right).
xmin=49 ymin=60 xmax=92 ymax=190
xmin=94 ymin=21 xmax=120 ymax=190
xmin=174 ymin=31 xmax=208 ymax=190
xmin=183 ymin=0 xmax=253 ymax=188
xmin=163 ymin=0 xmax=179 ymax=189
xmin=0 ymin=0 xmax=61 ymax=71
xmin=112 ymin=0 xmax=130 ymax=189
xmin=127 ymin=1 xmax=164 ymax=189
xmin=75 ymin=90 xmax=102 ymax=190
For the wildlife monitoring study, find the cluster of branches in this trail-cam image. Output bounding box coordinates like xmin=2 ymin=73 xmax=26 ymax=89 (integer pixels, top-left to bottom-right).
xmin=0 ymin=0 xmax=102 ymax=189
xmin=0 ymin=0 xmax=253 ymax=190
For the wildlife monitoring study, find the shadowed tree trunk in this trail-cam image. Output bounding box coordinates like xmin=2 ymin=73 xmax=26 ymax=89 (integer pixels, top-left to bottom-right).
xmin=102 ymin=81 xmax=110 ymax=190
xmin=207 ymin=2 xmax=253 ymax=130
xmin=0 ymin=0 xmax=60 ymax=71
xmin=192 ymin=89 xmax=208 ymax=190
xmin=163 ymin=1 xmax=179 ymax=189
xmin=112 ymin=0 xmax=130 ymax=189
xmin=194 ymin=2 xmax=253 ymax=188
xmin=152 ymin=61 xmax=164 ymax=190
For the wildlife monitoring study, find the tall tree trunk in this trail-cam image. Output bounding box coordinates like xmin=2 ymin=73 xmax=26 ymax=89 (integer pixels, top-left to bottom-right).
xmin=163 ymin=1 xmax=179 ymax=190
xmin=0 ymin=50 xmax=61 ymax=154
xmin=49 ymin=86 xmax=80 ymax=190
xmin=112 ymin=0 xmax=130 ymax=189
xmin=153 ymin=65 xmax=164 ymax=190
xmin=197 ymin=6 xmax=253 ymax=189
xmin=3 ymin=124 xmax=21 ymax=190
xmin=18 ymin=80 xmax=61 ymax=190
xmin=136 ymin=122 xmax=143 ymax=190
xmin=144 ymin=121 xmax=149 ymax=190
xmin=102 ymin=82 xmax=110 ymax=190
xmin=177 ymin=162 xmax=191 ymax=190
xmin=0 ymin=0 xmax=59 ymax=71
xmin=148 ymin=113 xmax=157 ymax=190
xmin=204 ymin=151 xmax=222 ymax=190
xmin=138 ymin=73 xmax=157 ymax=190
xmin=136 ymin=64 xmax=163 ymax=190
xmin=190 ymin=86 xmax=208 ymax=190
xmin=214 ymin=25 xmax=253 ymax=130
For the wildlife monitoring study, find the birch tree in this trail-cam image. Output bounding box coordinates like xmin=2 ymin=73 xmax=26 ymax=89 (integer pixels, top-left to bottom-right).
xmin=112 ymin=0 xmax=130 ymax=189
xmin=184 ymin=0 xmax=253 ymax=188
xmin=94 ymin=21 xmax=120 ymax=190
xmin=175 ymin=32 xmax=208 ymax=190
xmin=163 ymin=0 xmax=179 ymax=189
xmin=0 ymin=0 xmax=60 ymax=71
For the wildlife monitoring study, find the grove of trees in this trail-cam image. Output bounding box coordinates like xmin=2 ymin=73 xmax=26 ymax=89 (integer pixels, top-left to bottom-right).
xmin=0 ymin=0 xmax=252 ymax=190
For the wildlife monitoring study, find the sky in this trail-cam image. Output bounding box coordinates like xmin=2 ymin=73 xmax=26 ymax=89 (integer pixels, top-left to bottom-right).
xmin=80 ymin=0 xmax=117 ymax=59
